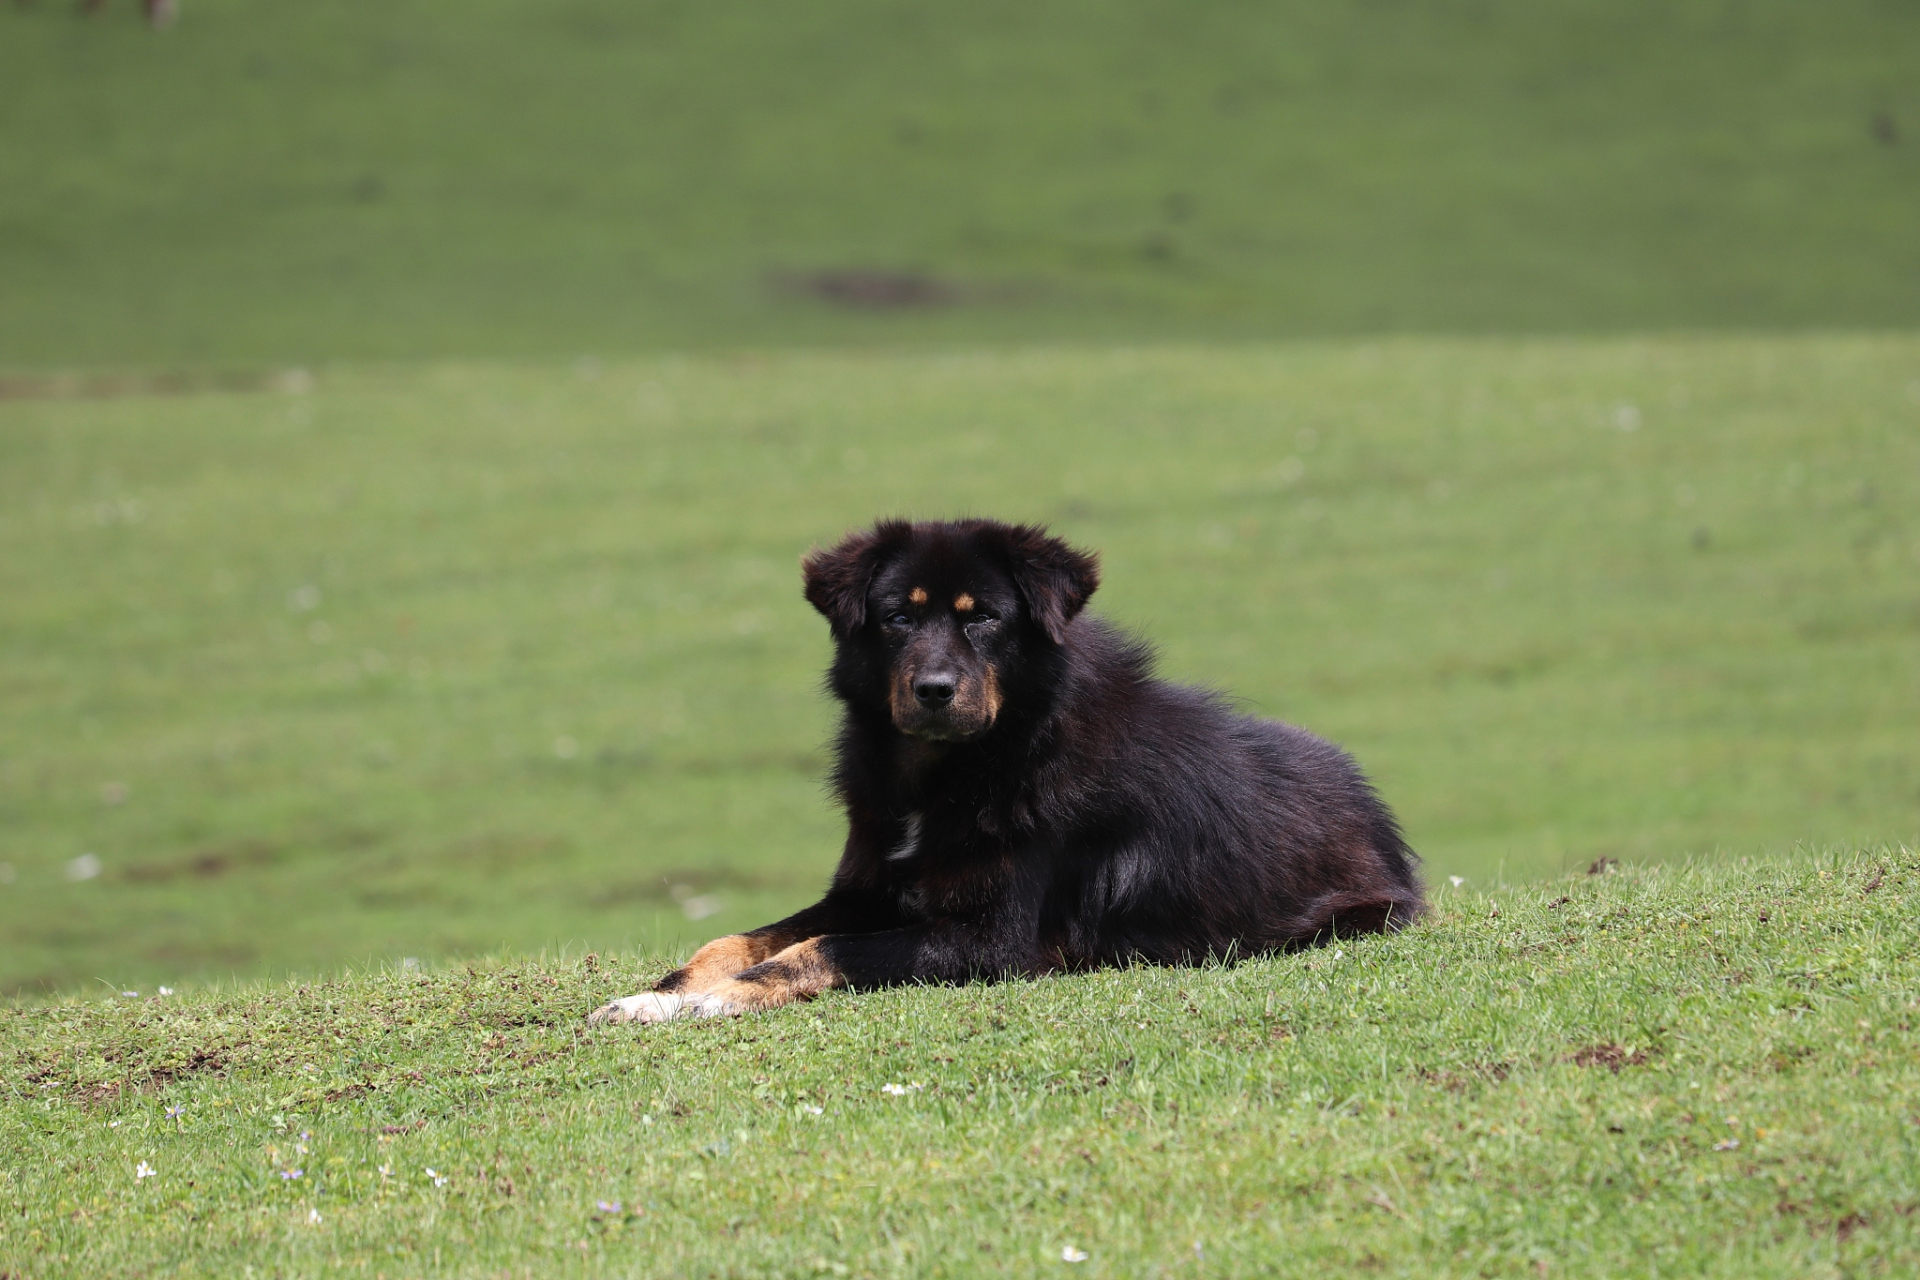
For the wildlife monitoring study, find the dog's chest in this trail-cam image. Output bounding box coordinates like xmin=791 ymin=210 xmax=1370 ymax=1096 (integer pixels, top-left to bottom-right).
xmin=881 ymin=810 xmax=1006 ymax=919
xmin=884 ymin=812 xmax=924 ymax=863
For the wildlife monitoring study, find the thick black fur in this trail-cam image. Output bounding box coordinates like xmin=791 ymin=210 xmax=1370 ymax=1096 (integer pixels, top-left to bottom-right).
xmin=725 ymin=518 xmax=1424 ymax=991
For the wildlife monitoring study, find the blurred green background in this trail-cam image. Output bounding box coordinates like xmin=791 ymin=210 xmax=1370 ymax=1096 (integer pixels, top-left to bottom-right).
xmin=5 ymin=0 xmax=1919 ymax=361
xmin=1 ymin=1 xmax=1916 ymax=995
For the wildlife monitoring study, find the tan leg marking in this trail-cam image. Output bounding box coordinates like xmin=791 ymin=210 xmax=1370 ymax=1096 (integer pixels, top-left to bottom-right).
xmin=668 ymin=934 xmax=783 ymax=992
xmin=701 ymin=938 xmax=846 ymax=1013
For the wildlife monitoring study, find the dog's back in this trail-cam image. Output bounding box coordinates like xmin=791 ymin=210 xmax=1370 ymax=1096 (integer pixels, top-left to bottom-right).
xmin=1017 ymin=616 xmax=1424 ymax=969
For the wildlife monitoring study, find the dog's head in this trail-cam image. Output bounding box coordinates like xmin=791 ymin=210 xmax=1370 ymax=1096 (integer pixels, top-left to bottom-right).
xmin=803 ymin=519 xmax=1100 ymax=741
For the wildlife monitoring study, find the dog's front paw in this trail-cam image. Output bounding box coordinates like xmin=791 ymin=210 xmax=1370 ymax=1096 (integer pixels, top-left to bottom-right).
xmin=588 ymin=990 xmax=739 ymax=1025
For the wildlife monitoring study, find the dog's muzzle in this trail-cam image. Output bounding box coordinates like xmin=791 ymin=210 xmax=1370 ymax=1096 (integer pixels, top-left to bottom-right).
xmin=892 ymin=666 xmax=998 ymax=741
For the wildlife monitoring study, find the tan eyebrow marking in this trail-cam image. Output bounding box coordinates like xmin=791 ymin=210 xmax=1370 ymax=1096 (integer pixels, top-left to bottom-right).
xmin=953 ymin=593 xmax=975 ymax=612
xmin=908 ymin=587 xmax=928 ymax=605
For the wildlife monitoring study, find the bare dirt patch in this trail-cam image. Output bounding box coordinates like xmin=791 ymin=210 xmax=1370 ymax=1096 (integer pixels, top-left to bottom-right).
xmin=1415 ymin=1062 xmax=1512 ymax=1091
xmin=774 ymin=269 xmax=958 ymax=309
xmin=122 ymin=840 xmax=282 ymax=884
xmin=1569 ymin=1043 xmax=1651 ymax=1072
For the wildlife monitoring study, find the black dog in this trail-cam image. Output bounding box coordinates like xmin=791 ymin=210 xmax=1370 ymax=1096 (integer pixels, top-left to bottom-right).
xmin=592 ymin=519 xmax=1423 ymax=1023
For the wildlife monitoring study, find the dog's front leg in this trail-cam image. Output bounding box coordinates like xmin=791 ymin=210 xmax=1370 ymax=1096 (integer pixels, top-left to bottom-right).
xmin=589 ymin=894 xmax=883 ymax=1025
xmin=696 ymin=914 xmax=1043 ymax=1014
xmin=695 ymin=861 xmax=1050 ymax=1013
xmin=587 ymin=932 xmax=797 ymax=1025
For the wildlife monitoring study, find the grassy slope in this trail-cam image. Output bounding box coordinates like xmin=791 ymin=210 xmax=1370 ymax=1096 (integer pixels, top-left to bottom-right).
xmin=3 ymin=0 xmax=1920 ymax=365
xmin=3 ymin=335 xmax=1917 ymax=995
xmin=4 ymin=852 xmax=1917 ymax=1277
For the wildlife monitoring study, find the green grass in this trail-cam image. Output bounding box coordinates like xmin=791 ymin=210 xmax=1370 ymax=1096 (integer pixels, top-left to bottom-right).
xmin=9 ymin=6 xmax=1918 ymax=1268
xmin=5 ymin=851 xmax=1917 ymax=1277
xmin=2 ymin=334 xmax=1915 ymax=996
xmin=4 ymin=0 xmax=1920 ymax=365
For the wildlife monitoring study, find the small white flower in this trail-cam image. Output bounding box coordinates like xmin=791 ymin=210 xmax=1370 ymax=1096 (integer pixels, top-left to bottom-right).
xmin=641 ymin=1114 xmax=654 ymax=1126
xmin=377 ymin=1164 xmax=392 ymax=1177
xmin=1449 ymin=875 xmax=1466 ymax=888
xmin=109 ymin=1120 xmax=121 ymax=1128
xmin=157 ymin=986 xmax=174 ymax=996
xmin=426 ymin=1168 xmax=448 ymax=1187
xmin=307 ymin=1208 xmax=323 ymax=1225
xmin=121 ymin=990 xmax=139 ymax=998
xmin=1331 ymin=949 xmax=1344 ymax=960
xmin=135 ymin=1161 xmax=155 ymax=1180
xmin=1061 ymin=1245 xmax=1088 ymax=1263
xmin=804 ymin=1105 xmax=824 ymax=1116
xmin=880 ymin=1082 xmax=923 ymax=1096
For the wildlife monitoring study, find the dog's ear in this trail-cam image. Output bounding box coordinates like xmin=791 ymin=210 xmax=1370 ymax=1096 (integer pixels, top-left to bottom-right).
xmin=998 ymin=523 xmax=1100 ymax=645
xmin=802 ymin=521 xmax=912 ymax=639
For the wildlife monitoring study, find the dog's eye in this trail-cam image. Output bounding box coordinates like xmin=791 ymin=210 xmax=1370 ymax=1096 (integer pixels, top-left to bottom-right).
xmin=966 ymin=611 xmax=997 ymax=625
xmin=885 ymin=612 xmax=913 ymax=628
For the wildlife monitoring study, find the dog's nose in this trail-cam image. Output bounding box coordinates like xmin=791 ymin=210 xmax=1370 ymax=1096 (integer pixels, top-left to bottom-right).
xmin=914 ymin=673 xmax=957 ymax=706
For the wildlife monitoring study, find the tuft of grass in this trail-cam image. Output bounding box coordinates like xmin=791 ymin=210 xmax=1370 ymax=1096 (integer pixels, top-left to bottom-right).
xmin=5 ymin=850 xmax=1918 ymax=1276
xmin=2 ymin=0 xmax=1919 ymax=364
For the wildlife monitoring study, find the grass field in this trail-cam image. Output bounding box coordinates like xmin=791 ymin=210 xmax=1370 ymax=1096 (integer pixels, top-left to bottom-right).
xmin=4 ymin=0 xmax=1920 ymax=365
xmin=2 ymin=334 xmax=1915 ymax=997
xmin=6 ymin=852 xmax=1917 ymax=1277
xmin=7 ymin=10 xmax=1920 ymax=1269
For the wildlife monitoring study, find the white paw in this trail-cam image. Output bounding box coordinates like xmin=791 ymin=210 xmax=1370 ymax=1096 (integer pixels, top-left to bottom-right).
xmin=589 ymin=991 xmax=738 ymax=1025
xmin=590 ymin=992 xmax=686 ymax=1024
